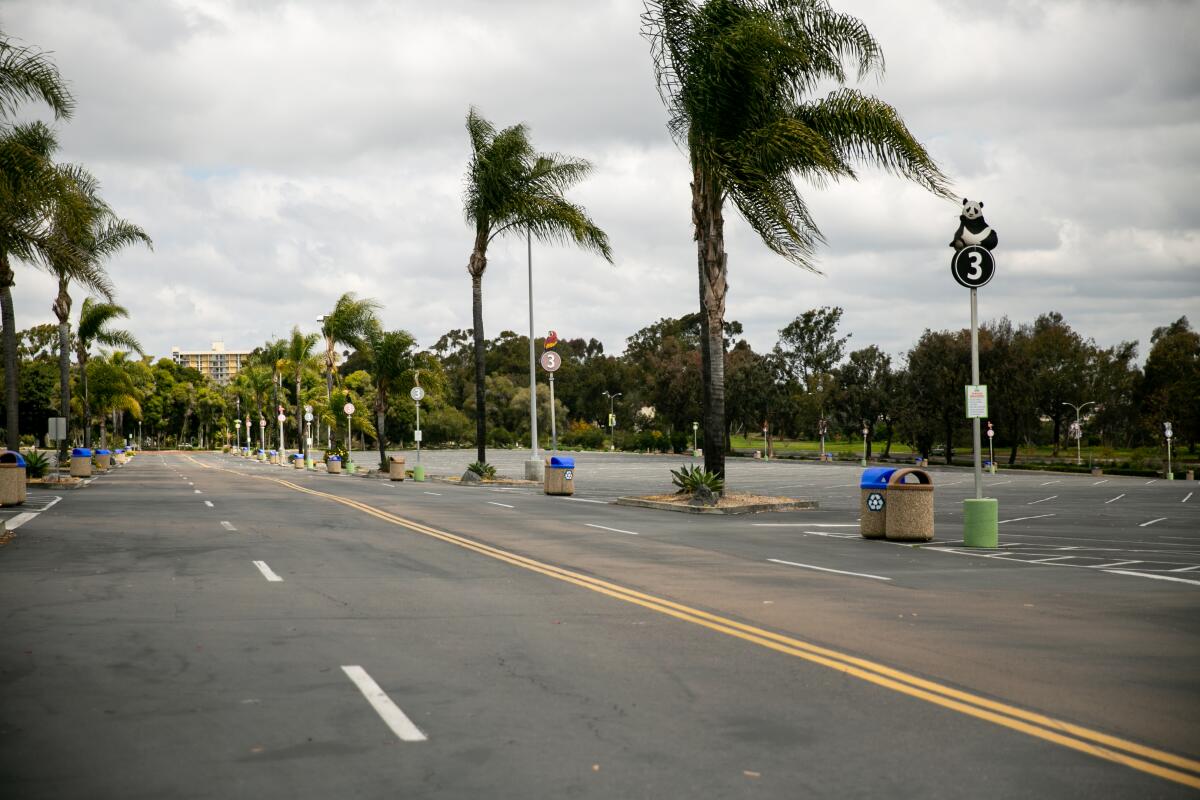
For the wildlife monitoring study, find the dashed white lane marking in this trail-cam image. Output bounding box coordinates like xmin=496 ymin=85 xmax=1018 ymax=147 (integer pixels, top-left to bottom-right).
xmin=998 ymin=514 xmax=1057 ymax=524
xmin=220 ymin=521 xmax=237 ymax=531
xmin=194 ymin=489 xmax=202 ymax=494
xmin=1039 ymin=480 xmax=1062 ymax=486
xmin=1105 ymin=570 xmax=1200 ymax=587
xmin=1145 ymin=480 xmax=1158 ymax=486
xmin=1139 ymin=518 xmax=1167 ymax=528
xmin=423 ymin=491 xmax=441 ymax=496
xmin=204 ymin=500 xmax=214 ymax=507
xmin=1184 ymin=492 xmax=1193 ymax=504
xmin=753 ymin=523 xmax=857 ymax=527
xmin=486 ymin=502 xmax=514 ymax=509
xmin=1027 ymin=495 xmax=1058 ymax=506
xmin=989 ymin=480 xmax=1014 ymax=486
xmin=252 ymin=560 xmax=283 ymax=582
xmin=563 ymin=497 xmax=608 ymax=504
xmin=767 ymin=558 xmax=891 ymax=581
xmin=4 ymin=512 xmax=38 ymax=530
xmin=1091 ymin=479 xmax=1110 ymax=486
xmin=585 ymin=523 xmax=640 ymax=536
xmin=341 ymin=666 xmax=427 ymax=742
xmin=1105 ymin=494 xmax=1126 ymax=504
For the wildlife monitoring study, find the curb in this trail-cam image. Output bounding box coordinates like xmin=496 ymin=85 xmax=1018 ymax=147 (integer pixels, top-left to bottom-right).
xmin=615 ymin=496 xmax=818 ymax=515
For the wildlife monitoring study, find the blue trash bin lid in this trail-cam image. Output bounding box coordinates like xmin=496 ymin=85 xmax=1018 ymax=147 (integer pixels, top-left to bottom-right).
xmin=860 ymin=467 xmax=896 ymax=490
xmin=549 ymin=456 xmax=575 ymax=468
xmin=0 ymin=450 xmax=26 ymax=467
xmin=115 ymin=448 xmax=125 ymax=453
xmin=72 ymin=447 xmax=92 ymax=457
xmin=328 ymin=455 xmax=341 ymax=462
xmin=268 ymin=450 xmax=277 ymax=455
xmin=96 ymin=449 xmax=112 ymax=455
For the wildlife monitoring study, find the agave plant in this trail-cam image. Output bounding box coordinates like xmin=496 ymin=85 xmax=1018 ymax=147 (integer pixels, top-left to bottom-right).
xmin=467 ymin=461 xmax=496 ymax=480
xmin=671 ymin=464 xmax=724 ymax=495
xmin=22 ymin=449 xmax=50 ymax=478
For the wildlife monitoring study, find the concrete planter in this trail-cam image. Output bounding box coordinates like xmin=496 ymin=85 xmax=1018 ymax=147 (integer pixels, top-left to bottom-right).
xmin=389 ymin=457 xmax=406 ymax=481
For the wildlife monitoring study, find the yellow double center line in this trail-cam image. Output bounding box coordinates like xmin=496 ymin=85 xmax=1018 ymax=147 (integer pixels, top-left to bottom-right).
xmin=189 ymin=456 xmax=1200 ymax=789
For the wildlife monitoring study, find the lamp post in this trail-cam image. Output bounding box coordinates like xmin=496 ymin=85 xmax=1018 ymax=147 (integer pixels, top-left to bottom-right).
xmin=1061 ymin=401 xmax=1095 ymax=466
xmin=244 ymin=418 xmax=250 ymax=453
xmin=603 ymin=391 xmax=622 ymax=450
xmin=861 ymin=424 xmax=869 ymax=467
xmin=138 ymin=420 xmax=142 ymax=451
xmin=234 ymin=418 xmax=240 ymax=452
xmin=692 ymin=421 xmax=699 ymax=454
xmin=1164 ymin=421 xmax=1173 ymax=479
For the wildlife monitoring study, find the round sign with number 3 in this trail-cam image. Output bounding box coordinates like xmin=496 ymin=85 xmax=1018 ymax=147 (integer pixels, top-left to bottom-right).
xmin=951 ymin=245 xmax=995 ymax=289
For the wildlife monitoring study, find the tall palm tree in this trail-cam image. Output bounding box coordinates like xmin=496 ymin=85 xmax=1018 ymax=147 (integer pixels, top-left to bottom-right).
xmin=253 ymin=338 xmax=288 ymax=447
xmin=283 ymin=326 xmax=320 ymax=457
xmin=47 ymin=167 xmax=151 ymax=462
xmin=362 ymin=324 xmax=417 ymax=470
xmin=87 ymin=355 xmax=141 ymax=450
xmin=0 ymin=32 xmax=74 ymax=448
xmin=462 ymin=107 xmax=613 ymax=464
xmin=644 ymin=0 xmax=952 ymax=481
xmin=239 ymin=364 xmax=273 ymax=450
xmin=75 ymin=298 xmax=142 ymax=447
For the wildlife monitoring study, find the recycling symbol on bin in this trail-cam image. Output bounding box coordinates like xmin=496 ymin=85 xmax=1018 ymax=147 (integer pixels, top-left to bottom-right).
xmin=564 ymin=469 xmax=574 ymax=481
xmin=866 ymin=492 xmax=885 ymax=512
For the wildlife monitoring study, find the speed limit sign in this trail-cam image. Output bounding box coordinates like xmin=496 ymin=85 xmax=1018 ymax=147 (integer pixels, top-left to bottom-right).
xmin=410 ymin=386 xmax=425 ymax=402
xmin=951 ymin=245 xmax=995 ymax=289
xmin=539 ymin=350 xmax=561 ymax=373
xmin=343 ymin=402 xmax=355 ymax=415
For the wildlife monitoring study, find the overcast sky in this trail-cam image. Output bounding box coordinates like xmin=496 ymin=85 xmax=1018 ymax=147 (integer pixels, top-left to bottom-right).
xmin=4 ymin=0 xmax=1198 ymax=365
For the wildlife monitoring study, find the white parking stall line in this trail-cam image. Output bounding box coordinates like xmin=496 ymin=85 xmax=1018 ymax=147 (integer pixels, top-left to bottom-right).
xmin=204 ymin=500 xmax=214 ymax=507
xmin=252 ymin=560 xmax=283 ymax=582
xmin=1183 ymin=492 xmax=1193 ymax=504
xmin=4 ymin=512 xmax=38 ymax=530
xmin=1139 ymin=518 xmax=1167 ymax=528
xmin=753 ymin=523 xmax=857 ymax=528
xmin=1090 ymin=560 xmax=1142 ymax=569
xmin=564 ymin=497 xmax=608 ymax=504
xmin=1027 ymin=555 xmax=1076 ymax=563
xmin=1169 ymin=565 xmax=1200 ymax=573
xmin=1104 ymin=494 xmax=1125 ymax=504
xmin=487 ymin=502 xmax=514 ymax=509
xmin=1039 ymin=480 xmax=1062 ymax=486
xmin=1145 ymin=480 xmax=1158 ymax=486
xmin=989 ymin=480 xmax=1013 ymax=486
xmin=1027 ymin=496 xmax=1058 ymax=506
xmin=585 ymin=523 xmax=640 ymax=536
xmin=423 ymin=491 xmax=441 ymax=496
xmin=768 ymin=558 xmax=891 ymax=581
xmin=998 ymin=514 xmax=1056 ymax=525
xmin=341 ymin=666 xmax=427 ymax=742
xmin=220 ymin=521 xmax=237 ymax=531
xmin=1105 ymin=570 xmax=1200 ymax=587
xmin=1091 ymin=479 xmax=1110 ymax=486
xmin=194 ymin=489 xmax=202 ymax=494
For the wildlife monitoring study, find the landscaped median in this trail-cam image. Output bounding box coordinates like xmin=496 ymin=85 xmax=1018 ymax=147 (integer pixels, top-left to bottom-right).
xmin=616 ymin=493 xmax=817 ymax=515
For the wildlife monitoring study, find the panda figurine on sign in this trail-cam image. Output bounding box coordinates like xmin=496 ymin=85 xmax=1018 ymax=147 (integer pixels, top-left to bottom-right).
xmin=949 ymin=198 xmax=998 ymax=252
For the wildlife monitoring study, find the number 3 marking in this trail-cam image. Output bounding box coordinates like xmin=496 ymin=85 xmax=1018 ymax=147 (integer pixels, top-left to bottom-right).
xmin=966 ymin=251 xmax=983 ymax=280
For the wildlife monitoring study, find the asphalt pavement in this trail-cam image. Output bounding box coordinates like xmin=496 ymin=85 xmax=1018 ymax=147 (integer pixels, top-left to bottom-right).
xmin=1 ymin=452 xmax=1197 ymax=798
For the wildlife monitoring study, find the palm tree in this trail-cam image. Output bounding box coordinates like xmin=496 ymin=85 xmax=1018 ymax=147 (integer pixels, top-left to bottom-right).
xmin=0 ymin=32 xmax=74 ymax=448
xmin=318 ymin=292 xmax=379 ymax=444
xmin=283 ymin=326 xmax=320 ymax=457
xmin=362 ymin=325 xmax=418 ymax=470
xmin=462 ymin=107 xmax=613 ymax=464
xmin=47 ymin=166 xmax=151 ymax=463
xmin=75 ymin=298 xmax=142 ymax=447
xmin=239 ymin=365 xmax=273 ymax=450
xmin=87 ymin=355 xmax=141 ymax=450
xmin=644 ymin=0 xmax=951 ymax=481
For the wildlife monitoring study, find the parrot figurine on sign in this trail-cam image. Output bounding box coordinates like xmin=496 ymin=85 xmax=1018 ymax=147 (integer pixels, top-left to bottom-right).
xmin=545 ymin=330 xmax=559 ymax=349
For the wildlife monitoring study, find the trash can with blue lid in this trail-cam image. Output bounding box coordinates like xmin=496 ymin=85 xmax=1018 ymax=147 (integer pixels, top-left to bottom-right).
xmin=885 ymin=468 xmax=935 ymax=542
xmin=545 ymin=456 xmax=575 ymax=496
xmin=860 ymin=467 xmax=895 ymax=539
xmin=0 ymin=450 xmax=27 ymax=506
xmin=293 ymin=452 xmax=305 ymax=469
xmin=94 ymin=448 xmax=112 ymax=471
xmin=327 ymin=455 xmax=342 ymax=474
xmin=71 ymin=447 xmax=93 ymax=478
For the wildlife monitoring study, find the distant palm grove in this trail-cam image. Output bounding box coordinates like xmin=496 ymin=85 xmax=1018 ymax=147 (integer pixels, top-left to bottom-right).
xmin=2 ymin=8 xmax=1196 ymax=480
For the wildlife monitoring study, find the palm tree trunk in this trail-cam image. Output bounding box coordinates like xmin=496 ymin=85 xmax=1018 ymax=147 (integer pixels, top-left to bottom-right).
xmin=54 ymin=283 xmax=73 ymax=463
xmin=692 ymin=164 xmax=728 ymax=482
xmin=375 ymin=400 xmax=387 ymax=471
xmin=296 ymin=374 xmax=304 ymax=457
xmin=1 ymin=252 xmax=20 ymax=450
xmin=469 ymin=246 xmax=488 ymax=465
xmin=100 ymin=416 xmax=107 ymax=449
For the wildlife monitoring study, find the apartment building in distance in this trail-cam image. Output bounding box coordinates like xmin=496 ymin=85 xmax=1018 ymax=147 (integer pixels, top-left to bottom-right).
xmin=170 ymin=341 xmax=252 ymax=384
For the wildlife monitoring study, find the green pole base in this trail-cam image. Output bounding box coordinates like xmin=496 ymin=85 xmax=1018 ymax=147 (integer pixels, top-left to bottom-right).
xmin=413 ymin=464 xmax=425 ymax=482
xmin=963 ymin=498 xmax=999 ymax=548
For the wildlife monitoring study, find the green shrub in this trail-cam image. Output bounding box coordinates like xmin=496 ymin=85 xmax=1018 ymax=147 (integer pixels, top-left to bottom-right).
xmin=489 ymin=426 xmax=514 ymax=448
xmin=325 ymin=444 xmax=349 ymax=463
xmin=670 ymin=464 xmax=724 ymax=495
xmin=23 ymin=450 xmax=51 ymax=478
xmin=562 ymin=421 xmax=605 ymax=450
xmin=467 ymin=461 xmax=496 ymax=479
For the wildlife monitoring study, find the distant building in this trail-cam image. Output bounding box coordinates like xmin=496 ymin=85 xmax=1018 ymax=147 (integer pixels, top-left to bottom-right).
xmin=170 ymin=341 xmax=252 ymax=384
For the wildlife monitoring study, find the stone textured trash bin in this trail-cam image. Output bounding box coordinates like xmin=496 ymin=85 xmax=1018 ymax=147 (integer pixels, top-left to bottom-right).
xmin=94 ymin=449 xmax=112 ymax=472
xmin=544 ymin=456 xmax=575 ymax=496
xmin=293 ymin=454 xmax=305 ymax=470
xmin=389 ymin=456 xmax=406 ymax=481
xmin=0 ymin=451 xmax=27 ymax=506
xmin=114 ymin=449 xmax=127 ymax=465
xmin=884 ymin=467 xmax=934 ymax=542
xmin=859 ymin=467 xmax=895 ymax=539
xmin=70 ymin=447 xmax=93 ymax=477
xmin=327 ymin=456 xmax=342 ymax=474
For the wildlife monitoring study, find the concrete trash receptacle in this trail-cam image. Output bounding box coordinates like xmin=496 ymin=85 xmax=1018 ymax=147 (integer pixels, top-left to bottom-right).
xmin=70 ymin=447 xmax=93 ymax=477
xmin=268 ymin=450 xmax=278 ymax=465
xmin=544 ymin=456 xmax=575 ymax=496
xmin=94 ymin=449 xmax=112 ymax=471
xmin=114 ymin=449 xmax=126 ymax=465
xmin=293 ymin=454 xmax=305 ymax=469
xmin=884 ymin=468 xmax=934 ymax=542
xmin=389 ymin=456 xmax=406 ymax=481
xmin=0 ymin=451 xmax=27 ymax=506
xmin=859 ymin=467 xmax=895 ymax=539
xmin=327 ymin=456 xmax=342 ymax=474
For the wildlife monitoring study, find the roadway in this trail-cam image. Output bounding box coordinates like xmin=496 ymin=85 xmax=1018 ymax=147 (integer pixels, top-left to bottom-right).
xmin=0 ymin=452 xmax=1196 ymax=798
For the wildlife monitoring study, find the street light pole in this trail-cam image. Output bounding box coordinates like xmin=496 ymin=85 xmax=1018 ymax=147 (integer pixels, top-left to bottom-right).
xmin=1061 ymin=401 xmax=1095 ymax=466
xmin=234 ymin=418 xmax=240 ymax=452
xmin=603 ymin=391 xmax=621 ymax=450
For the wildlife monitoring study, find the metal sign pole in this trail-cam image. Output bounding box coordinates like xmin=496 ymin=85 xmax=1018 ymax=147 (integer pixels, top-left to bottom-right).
xmin=415 ymin=398 xmax=421 ymax=464
xmin=970 ymin=288 xmax=983 ymax=500
xmin=549 ymin=374 xmax=557 ymax=454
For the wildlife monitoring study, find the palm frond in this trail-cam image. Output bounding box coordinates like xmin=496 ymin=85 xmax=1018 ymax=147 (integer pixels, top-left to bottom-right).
xmin=0 ymin=36 xmax=74 ymax=120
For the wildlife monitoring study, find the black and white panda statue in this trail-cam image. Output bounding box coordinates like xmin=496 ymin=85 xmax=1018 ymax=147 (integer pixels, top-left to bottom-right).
xmin=949 ymin=198 xmax=998 ymax=251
